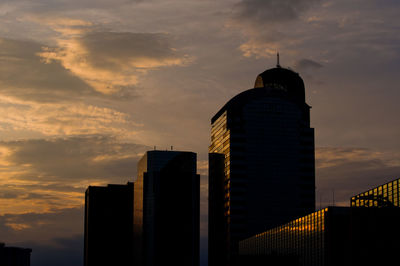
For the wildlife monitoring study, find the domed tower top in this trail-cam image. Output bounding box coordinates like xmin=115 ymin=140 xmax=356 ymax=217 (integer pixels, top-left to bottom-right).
xmin=254 ymin=54 xmax=305 ymax=102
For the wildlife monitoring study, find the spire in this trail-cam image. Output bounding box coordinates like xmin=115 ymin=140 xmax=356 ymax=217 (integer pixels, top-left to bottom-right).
xmin=276 ymin=52 xmax=281 ymax=68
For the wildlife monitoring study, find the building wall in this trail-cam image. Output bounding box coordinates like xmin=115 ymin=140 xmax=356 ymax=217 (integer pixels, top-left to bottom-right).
xmin=134 ymin=151 xmax=200 ymax=266
xmin=0 ymin=244 xmax=32 ymax=266
xmin=239 ymin=208 xmax=326 ymax=266
xmin=239 ymin=207 xmax=400 ymax=266
xmin=208 ymin=153 xmax=227 ymax=266
xmin=134 ymin=153 xmax=147 ymax=266
xmin=209 ymin=81 xmax=315 ymax=265
xmin=84 ymin=183 xmax=134 ymax=266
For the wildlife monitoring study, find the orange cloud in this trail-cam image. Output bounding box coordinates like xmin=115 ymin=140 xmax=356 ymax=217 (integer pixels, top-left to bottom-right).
xmin=0 ymin=136 xmax=149 ymax=215
xmin=36 ymin=19 xmax=191 ymax=95
xmin=0 ymin=95 xmax=142 ymax=137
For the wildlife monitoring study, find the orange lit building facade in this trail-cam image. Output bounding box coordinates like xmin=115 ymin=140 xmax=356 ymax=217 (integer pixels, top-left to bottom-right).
xmin=209 ymin=66 xmax=315 ymax=266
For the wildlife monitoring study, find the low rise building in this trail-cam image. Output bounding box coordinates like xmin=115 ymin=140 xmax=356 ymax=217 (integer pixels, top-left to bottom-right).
xmin=239 ymin=206 xmax=400 ymax=266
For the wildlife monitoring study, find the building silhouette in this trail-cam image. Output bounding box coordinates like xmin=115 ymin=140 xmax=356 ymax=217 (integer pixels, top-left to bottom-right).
xmin=134 ymin=150 xmax=200 ymax=266
xmin=238 ymin=178 xmax=400 ymax=266
xmin=239 ymin=206 xmax=400 ymax=266
xmin=209 ymin=63 xmax=315 ymax=265
xmin=84 ymin=182 xmax=134 ymax=266
xmin=0 ymin=243 xmax=32 ymax=266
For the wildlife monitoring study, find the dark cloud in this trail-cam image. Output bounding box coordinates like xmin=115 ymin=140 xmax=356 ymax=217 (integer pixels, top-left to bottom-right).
xmin=40 ymin=0 xmax=142 ymax=10
xmin=0 ymin=208 xmax=83 ymax=244
xmin=21 ymin=193 xmax=58 ymax=200
xmin=231 ymin=0 xmax=320 ymax=25
xmin=0 ymin=38 xmax=97 ymax=103
xmin=0 ymin=189 xmax=57 ymax=200
xmin=0 ymin=0 xmax=142 ymax=14
xmin=37 ymin=31 xmax=188 ymax=96
xmin=15 ymin=235 xmax=83 ymax=266
xmin=295 ymin=58 xmax=323 ymax=70
xmin=1 ymin=135 xmax=149 ymax=182
xmin=0 ymin=37 xmax=145 ymax=103
xmin=80 ymin=32 xmax=182 ymax=71
xmin=228 ymin=0 xmax=323 ymax=58
xmin=13 ymin=183 xmax=86 ymax=193
xmin=0 ymin=191 xmax=19 ymax=199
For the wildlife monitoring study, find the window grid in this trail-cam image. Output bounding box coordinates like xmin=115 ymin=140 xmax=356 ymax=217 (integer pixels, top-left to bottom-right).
xmin=350 ymin=178 xmax=400 ymax=208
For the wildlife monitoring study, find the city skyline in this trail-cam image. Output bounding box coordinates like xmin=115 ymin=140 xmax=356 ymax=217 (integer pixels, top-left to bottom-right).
xmin=1 ymin=0 xmax=400 ymax=265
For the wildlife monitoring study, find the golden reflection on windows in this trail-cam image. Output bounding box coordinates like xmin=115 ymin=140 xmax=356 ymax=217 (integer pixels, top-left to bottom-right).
xmin=210 ymin=111 xmax=233 ymax=226
xmin=350 ymin=178 xmax=400 ymax=208
xmin=239 ymin=208 xmax=327 ymax=266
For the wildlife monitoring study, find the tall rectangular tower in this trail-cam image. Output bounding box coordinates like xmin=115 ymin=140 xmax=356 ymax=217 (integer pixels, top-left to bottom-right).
xmin=84 ymin=183 xmax=134 ymax=266
xmin=209 ymin=66 xmax=315 ymax=266
xmin=134 ymin=150 xmax=200 ymax=266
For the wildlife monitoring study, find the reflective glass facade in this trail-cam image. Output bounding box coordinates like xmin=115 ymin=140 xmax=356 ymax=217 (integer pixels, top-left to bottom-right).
xmin=239 ymin=206 xmax=400 ymax=266
xmin=351 ymin=177 xmax=400 ymax=207
xmin=209 ymin=67 xmax=315 ymax=266
xmin=209 ymin=111 xmax=231 ymax=219
xmin=239 ymin=208 xmax=326 ymax=266
xmin=209 ymin=111 xmax=230 ymax=266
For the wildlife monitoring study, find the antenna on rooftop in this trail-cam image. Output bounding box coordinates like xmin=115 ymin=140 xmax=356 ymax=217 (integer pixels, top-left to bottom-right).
xmin=277 ymin=52 xmax=281 ymax=68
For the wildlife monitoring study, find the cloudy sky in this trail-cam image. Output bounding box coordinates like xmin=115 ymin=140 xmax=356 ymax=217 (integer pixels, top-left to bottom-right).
xmin=0 ymin=0 xmax=400 ymax=265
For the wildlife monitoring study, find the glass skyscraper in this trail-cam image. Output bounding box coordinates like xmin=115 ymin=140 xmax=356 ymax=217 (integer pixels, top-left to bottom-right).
xmin=134 ymin=150 xmax=200 ymax=266
xmin=209 ymin=65 xmax=315 ymax=266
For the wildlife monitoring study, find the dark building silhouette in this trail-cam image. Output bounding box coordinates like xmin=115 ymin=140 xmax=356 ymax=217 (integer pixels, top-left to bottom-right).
xmin=351 ymin=177 xmax=399 ymax=207
xmin=84 ymin=182 xmax=134 ymax=266
xmin=239 ymin=206 xmax=400 ymax=266
xmin=209 ymin=63 xmax=315 ymax=265
xmin=0 ymin=243 xmax=32 ymax=266
xmin=134 ymin=150 xmax=200 ymax=266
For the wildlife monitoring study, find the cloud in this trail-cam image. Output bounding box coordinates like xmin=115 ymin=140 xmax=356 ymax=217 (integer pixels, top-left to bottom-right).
xmin=27 ymin=235 xmax=83 ymax=266
xmin=0 ymin=0 xmax=142 ymax=14
xmin=39 ymin=29 xmax=191 ymax=95
xmin=0 ymin=135 xmax=149 ymax=214
xmin=227 ymin=0 xmax=400 ymax=64
xmin=0 ymin=27 xmax=190 ymax=102
xmin=81 ymin=32 xmax=184 ymax=69
xmin=294 ymin=58 xmax=323 ymax=70
xmin=231 ymin=0 xmax=320 ymax=25
xmin=228 ymin=0 xmax=321 ymax=58
xmin=1 ymin=135 xmax=149 ymax=182
xmin=0 ymin=96 xmax=141 ymax=138
xmin=315 ymin=147 xmax=400 ymax=208
xmin=0 ymin=38 xmax=98 ymax=103
xmin=0 ymin=208 xmax=83 ymax=244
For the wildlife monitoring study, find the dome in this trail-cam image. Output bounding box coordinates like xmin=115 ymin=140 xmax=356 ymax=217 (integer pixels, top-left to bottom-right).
xmin=254 ymin=67 xmax=305 ymax=102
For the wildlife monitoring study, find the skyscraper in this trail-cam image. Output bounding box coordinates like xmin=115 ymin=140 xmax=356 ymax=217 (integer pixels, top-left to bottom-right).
xmin=209 ymin=63 xmax=315 ymax=265
xmin=84 ymin=182 xmax=134 ymax=266
xmin=134 ymin=150 xmax=200 ymax=266
xmin=0 ymin=243 xmax=32 ymax=266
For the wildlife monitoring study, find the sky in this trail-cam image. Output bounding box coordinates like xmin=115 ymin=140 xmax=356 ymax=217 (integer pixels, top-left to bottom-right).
xmin=0 ymin=0 xmax=400 ymax=265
